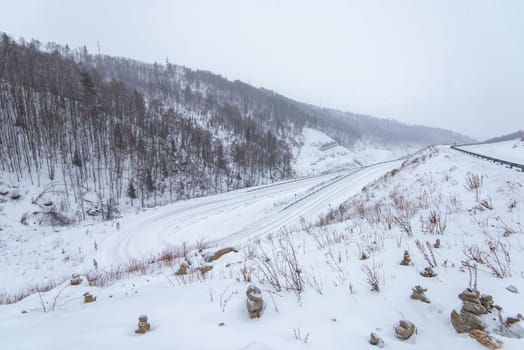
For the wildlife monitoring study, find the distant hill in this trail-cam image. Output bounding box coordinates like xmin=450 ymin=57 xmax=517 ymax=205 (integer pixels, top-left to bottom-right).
xmin=484 ymin=130 xmax=524 ymax=143
xmin=0 ymin=32 xmax=474 ymax=220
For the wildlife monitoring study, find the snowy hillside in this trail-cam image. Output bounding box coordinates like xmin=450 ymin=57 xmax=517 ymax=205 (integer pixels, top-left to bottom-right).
xmin=460 ymin=139 xmax=524 ymax=164
xmin=2 ymin=144 xmax=523 ymax=350
xmin=0 ymin=34 xmax=473 ymax=222
xmin=293 ymin=128 xmax=415 ymax=176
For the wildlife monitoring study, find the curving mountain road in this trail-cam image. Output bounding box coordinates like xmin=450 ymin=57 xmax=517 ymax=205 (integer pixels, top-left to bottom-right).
xmin=96 ymin=160 xmax=402 ymax=266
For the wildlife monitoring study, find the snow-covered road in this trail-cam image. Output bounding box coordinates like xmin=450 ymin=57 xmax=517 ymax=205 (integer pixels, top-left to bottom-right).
xmin=96 ymin=160 xmax=402 ymax=267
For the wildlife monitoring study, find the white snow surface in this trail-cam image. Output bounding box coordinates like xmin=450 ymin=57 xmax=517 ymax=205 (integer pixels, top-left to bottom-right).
xmin=460 ymin=139 xmax=524 ymax=165
xmin=293 ymin=128 xmax=415 ymax=176
xmin=2 ymin=142 xmax=524 ymax=350
xmin=0 ymin=159 xmax=401 ymax=294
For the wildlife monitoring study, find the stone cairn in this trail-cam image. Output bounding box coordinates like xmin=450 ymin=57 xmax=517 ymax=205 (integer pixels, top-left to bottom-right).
xmin=135 ymin=315 xmax=151 ymax=334
xmin=433 ymin=238 xmax=441 ymax=249
xmin=394 ymin=320 xmax=416 ymax=340
xmin=83 ymin=292 xmax=96 ymax=303
xmin=420 ymin=267 xmax=437 ymax=278
xmin=70 ymin=273 xmax=82 ymax=286
xmin=410 ymin=285 xmax=430 ymax=303
xmin=400 ymin=250 xmax=411 ymax=266
xmin=246 ymin=285 xmax=264 ymax=319
xmin=369 ymin=332 xmax=384 ymax=347
xmin=450 ymin=288 xmax=491 ymax=333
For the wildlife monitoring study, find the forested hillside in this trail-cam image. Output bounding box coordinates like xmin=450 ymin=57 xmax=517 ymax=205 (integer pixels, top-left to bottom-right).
xmin=484 ymin=130 xmax=524 ymax=143
xmin=0 ymin=33 xmax=473 ymax=222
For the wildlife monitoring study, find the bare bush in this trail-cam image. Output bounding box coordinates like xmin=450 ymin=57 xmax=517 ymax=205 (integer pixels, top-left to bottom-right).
xmin=462 ymin=261 xmax=478 ymax=290
xmin=464 ymin=240 xmax=511 ymax=278
xmin=494 ymin=216 xmax=519 ymax=237
xmin=391 ymin=192 xmax=416 ymax=236
xmin=326 ymin=258 xmax=350 ymax=286
xmin=427 ymin=209 xmax=447 ymax=234
xmin=278 ymin=233 xmax=305 ymax=299
xmin=305 ymin=267 xmax=324 ymax=295
xmin=416 ymin=240 xmax=437 ymax=268
xmin=362 ymin=262 xmax=381 ymax=292
xmin=465 ymin=173 xmax=483 ymax=202
xmin=479 ymin=197 xmax=493 ymax=210
xmin=255 ymin=243 xmax=283 ymax=292
xmin=393 ymin=211 xmax=414 ymax=236
xmin=0 ymin=279 xmax=61 ymax=305
xmin=126 ymin=259 xmax=150 ymax=275
xmin=308 ymin=225 xmax=347 ymax=250
xmin=254 ymin=231 xmax=305 ymax=300
xmin=239 ymin=259 xmax=253 ymax=283
xmin=293 ymin=328 xmax=310 ymax=344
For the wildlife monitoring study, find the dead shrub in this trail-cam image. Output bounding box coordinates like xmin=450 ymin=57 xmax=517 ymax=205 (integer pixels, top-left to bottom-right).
xmin=465 ymin=173 xmax=483 ymax=202
xmin=0 ymin=279 xmax=60 ymax=305
xmin=424 ymin=209 xmax=447 ymax=234
xmin=479 ymin=198 xmax=493 ymax=210
xmin=464 ymin=240 xmax=511 ymax=278
xmin=126 ymin=259 xmax=149 ymax=275
xmin=416 ymin=240 xmax=437 ymax=268
xmin=362 ymin=264 xmax=381 ymax=292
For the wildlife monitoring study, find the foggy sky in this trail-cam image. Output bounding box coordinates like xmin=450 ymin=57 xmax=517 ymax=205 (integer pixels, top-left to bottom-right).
xmin=1 ymin=0 xmax=523 ymax=140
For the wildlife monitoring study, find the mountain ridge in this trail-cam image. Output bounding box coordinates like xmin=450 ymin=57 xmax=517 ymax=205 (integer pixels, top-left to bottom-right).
xmin=0 ymin=32 xmax=473 ymax=222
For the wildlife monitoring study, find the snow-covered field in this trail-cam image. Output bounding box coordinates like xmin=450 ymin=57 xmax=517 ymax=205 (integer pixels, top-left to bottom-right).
xmin=2 ymin=140 xmax=524 ymax=350
xmin=459 ymin=139 xmax=524 ymax=165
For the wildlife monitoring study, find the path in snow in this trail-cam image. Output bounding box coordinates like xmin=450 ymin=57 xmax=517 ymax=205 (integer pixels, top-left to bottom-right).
xmin=96 ymin=160 xmax=402 ymax=267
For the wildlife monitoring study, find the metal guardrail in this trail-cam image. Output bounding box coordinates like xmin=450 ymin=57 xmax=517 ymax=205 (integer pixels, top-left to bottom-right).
xmin=450 ymin=145 xmax=524 ymax=172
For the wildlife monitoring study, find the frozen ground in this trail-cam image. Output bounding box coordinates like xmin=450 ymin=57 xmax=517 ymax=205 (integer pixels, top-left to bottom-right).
xmin=459 ymin=138 xmax=524 ymax=164
xmin=1 ymin=138 xmax=524 ymax=350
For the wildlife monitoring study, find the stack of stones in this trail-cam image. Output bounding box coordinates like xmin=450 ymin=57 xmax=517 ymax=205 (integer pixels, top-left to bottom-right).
xmin=369 ymin=333 xmax=384 ymax=347
xmin=420 ymin=267 xmax=437 ymax=278
xmin=400 ymin=250 xmax=411 ymax=266
xmin=246 ymin=285 xmax=264 ymax=319
xmin=394 ymin=320 xmax=416 ymax=340
xmin=70 ymin=274 xmax=82 ymax=286
xmin=83 ymin=292 xmax=96 ymax=303
xmin=450 ymin=288 xmax=492 ymax=333
xmin=410 ymin=285 xmax=430 ymax=303
xmin=135 ymin=315 xmax=151 ymax=334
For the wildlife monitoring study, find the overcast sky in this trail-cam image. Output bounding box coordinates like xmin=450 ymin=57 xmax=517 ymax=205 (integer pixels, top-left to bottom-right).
xmin=1 ymin=0 xmax=522 ymax=139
